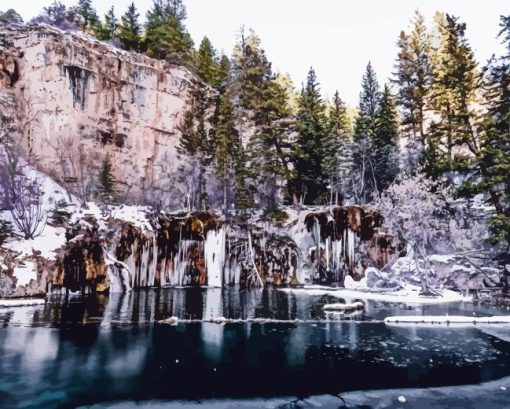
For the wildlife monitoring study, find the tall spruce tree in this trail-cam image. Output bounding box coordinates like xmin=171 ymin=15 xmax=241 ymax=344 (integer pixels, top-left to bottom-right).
xmin=291 ymin=68 xmax=327 ymax=204
xmin=118 ymin=2 xmax=141 ymax=51
xmin=96 ymin=6 xmax=118 ymax=41
xmin=99 ymin=154 xmax=115 ymax=202
xmin=213 ymin=91 xmax=256 ymax=213
xmin=427 ymin=13 xmax=481 ymax=175
xmin=352 ymin=62 xmax=381 ymax=203
xmin=477 ymin=16 xmax=510 ymax=250
xmin=249 ymin=78 xmax=294 ymax=213
xmin=217 ymin=54 xmax=231 ymax=91
xmin=393 ymin=11 xmax=431 ymax=172
xmin=144 ymin=0 xmax=193 ymax=62
xmin=230 ymin=29 xmax=293 ymax=211
xmin=177 ymin=75 xmax=216 ymax=209
xmin=322 ymin=91 xmax=353 ymax=204
xmin=373 ymin=85 xmax=400 ymax=192
xmin=195 ymin=36 xmax=220 ymax=85
xmin=76 ymin=0 xmax=99 ymax=32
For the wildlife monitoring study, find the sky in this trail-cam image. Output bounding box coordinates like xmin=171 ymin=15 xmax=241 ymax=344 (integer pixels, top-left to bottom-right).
xmin=9 ymin=0 xmax=510 ymax=106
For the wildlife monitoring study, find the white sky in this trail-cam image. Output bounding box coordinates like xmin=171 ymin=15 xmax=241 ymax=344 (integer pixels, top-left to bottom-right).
xmin=8 ymin=0 xmax=510 ymax=106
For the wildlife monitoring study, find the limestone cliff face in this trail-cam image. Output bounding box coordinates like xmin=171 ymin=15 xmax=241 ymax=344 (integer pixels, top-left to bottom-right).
xmin=0 ymin=24 xmax=195 ymax=200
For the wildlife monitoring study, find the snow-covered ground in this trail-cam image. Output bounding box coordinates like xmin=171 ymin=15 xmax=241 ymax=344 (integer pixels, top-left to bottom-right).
xmin=3 ymin=225 xmax=67 ymax=261
xmin=280 ymin=283 xmax=472 ymax=305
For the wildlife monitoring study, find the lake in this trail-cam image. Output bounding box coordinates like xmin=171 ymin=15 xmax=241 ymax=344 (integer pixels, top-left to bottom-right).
xmin=1 ymin=287 xmax=510 ymax=408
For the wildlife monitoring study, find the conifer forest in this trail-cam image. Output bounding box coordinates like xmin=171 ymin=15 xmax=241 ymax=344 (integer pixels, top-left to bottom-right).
xmin=0 ymin=1 xmax=510 ymax=408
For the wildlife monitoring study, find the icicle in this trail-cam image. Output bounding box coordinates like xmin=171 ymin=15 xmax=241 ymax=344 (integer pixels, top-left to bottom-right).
xmin=247 ymin=231 xmax=263 ymax=287
xmin=148 ymin=231 xmax=158 ymax=286
xmin=204 ymin=226 xmax=226 ymax=287
xmin=103 ymin=245 xmax=132 ymax=293
xmin=325 ymin=237 xmax=330 ymax=271
xmin=347 ymin=228 xmax=356 ymax=269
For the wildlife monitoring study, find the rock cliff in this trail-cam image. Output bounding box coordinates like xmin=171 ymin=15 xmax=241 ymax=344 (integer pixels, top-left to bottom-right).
xmin=0 ymin=23 xmax=195 ymax=201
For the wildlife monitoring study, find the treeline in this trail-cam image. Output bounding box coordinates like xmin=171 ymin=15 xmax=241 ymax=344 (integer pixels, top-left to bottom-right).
xmin=0 ymin=2 xmax=509 ymax=249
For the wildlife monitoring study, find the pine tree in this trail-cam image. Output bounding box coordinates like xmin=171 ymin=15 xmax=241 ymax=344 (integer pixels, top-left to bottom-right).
xmin=230 ymin=29 xmax=293 ymax=211
xmin=214 ymin=92 xmax=240 ymax=211
xmin=217 ymin=54 xmax=231 ymax=91
xmin=50 ymin=200 xmax=72 ymax=225
xmin=195 ymin=36 xmax=220 ymax=85
xmin=393 ymin=10 xmax=431 ymax=172
xmin=99 ymin=154 xmax=116 ymax=202
xmin=249 ymin=78 xmax=294 ymax=213
xmin=291 ymin=67 xmax=327 ymax=204
xmin=427 ymin=13 xmax=481 ymax=175
xmin=352 ymin=62 xmax=381 ymax=203
xmin=177 ymin=77 xmax=216 ymax=210
xmin=96 ymin=6 xmax=118 ymax=41
xmin=118 ymin=2 xmax=141 ymax=51
xmin=373 ymin=85 xmax=400 ymax=192
xmin=477 ymin=16 xmax=510 ymax=249
xmin=76 ymin=0 xmax=99 ymax=32
xmin=231 ymin=29 xmax=268 ymax=112
xmin=321 ymin=91 xmax=353 ymax=204
xmin=144 ymin=0 xmax=193 ymax=62
xmin=0 ymin=9 xmax=23 ymax=24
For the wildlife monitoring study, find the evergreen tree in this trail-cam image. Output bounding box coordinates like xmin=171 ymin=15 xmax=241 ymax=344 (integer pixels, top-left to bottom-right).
xmin=321 ymin=91 xmax=353 ymax=204
xmin=144 ymin=0 xmax=193 ymax=62
xmin=177 ymin=77 xmax=215 ymax=210
xmin=393 ymin=10 xmax=431 ymax=172
xmin=352 ymin=62 xmax=381 ymax=203
xmin=214 ymin=92 xmax=242 ymax=211
xmin=373 ymin=85 xmax=400 ymax=192
xmin=118 ymin=2 xmax=141 ymax=51
xmin=96 ymin=6 xmax=118 ymax=41
xmin=427 ymin=13 xmax=481 ymax=175
xmin=217 ymin=54 xmax=231 ymax=91
xmin=99 ymin=154 xmax=116 ymax=202
xmin=43 ymin=1 xmax=66 ymax=24
xmin=76 ymin=0 xmax=99 ymax=32
xmin=50 ymin=200 xmax=72 ymax=225
xmin=0 ymin=9 xmax=23 ymax=24
xmin=230 ymin=29 xmax=293 ymax=211
xmin=195 ymin=36 xmax=220 ymax=85
xmin=477 ymin=16 xmax=510 ymax=249
xmin=292 ymin=67 xmax=327 ymax=204
xmin=249 ymin=78 xmax=294 ymax=212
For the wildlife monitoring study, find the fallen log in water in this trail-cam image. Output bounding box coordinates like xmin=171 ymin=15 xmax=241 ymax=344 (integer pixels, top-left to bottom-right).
xmin=0 ymin=298 xmax=45 ymax=308
xmin=385 ymin=315 xmax=510 ymax=326
xmin=322 ymin=301 xmax=364 ymax=311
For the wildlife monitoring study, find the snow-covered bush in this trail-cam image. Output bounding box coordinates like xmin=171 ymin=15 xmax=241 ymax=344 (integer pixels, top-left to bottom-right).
xmin=373 ymin=172 xmax=490 ymax=293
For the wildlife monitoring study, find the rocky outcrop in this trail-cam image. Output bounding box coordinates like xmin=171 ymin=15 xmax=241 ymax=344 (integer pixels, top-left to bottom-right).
xmin=0 ymin=23 xmax=196 ymax=201
xmin=47 ymin=205 xmax=389 ymax=293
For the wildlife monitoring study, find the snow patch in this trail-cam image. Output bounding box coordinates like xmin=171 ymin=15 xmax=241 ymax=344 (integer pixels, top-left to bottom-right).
xmin=3 ymin=224 xmax=66 ymax=260
xmin=12 ymin=261 xmax=37 ymax=287
xmin=280 ymin=284 xmax=472 ymax=305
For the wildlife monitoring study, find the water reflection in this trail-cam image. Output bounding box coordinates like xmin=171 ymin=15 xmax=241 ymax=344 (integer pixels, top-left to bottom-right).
xmin=1 ymin=288 xmax=510 ymax=408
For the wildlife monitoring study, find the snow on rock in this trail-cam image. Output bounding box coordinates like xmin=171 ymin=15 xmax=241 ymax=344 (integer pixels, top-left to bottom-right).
xmin=344 ymin=275 xmax=367 ymax=290
xmin=323 ymin=301 xmax=364 ymax=311
xmin=3 ymin=225 xmax=67 ymax=261
xmin=12 ymin=261 xmax=37 ymax=287
xmin=280 ymin=283 xmax=472 ymax=305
